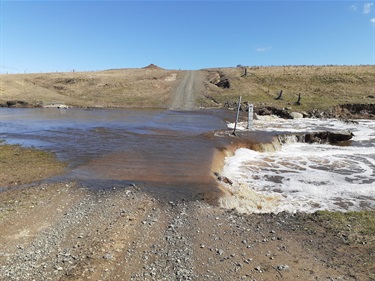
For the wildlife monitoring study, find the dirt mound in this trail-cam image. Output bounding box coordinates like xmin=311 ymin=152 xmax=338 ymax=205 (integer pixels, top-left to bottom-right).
xmin=222 ymin=103 xmax=375 ymax=120
xmin=207 ymin=71 xmax=230 ymax=89
xmin=0 ymin=100 xmax=31 ymax=108
xmin=309 ymin=103 xmax=375 ymax=119
xmin=143 ymin=63 xmax=163 ymax=70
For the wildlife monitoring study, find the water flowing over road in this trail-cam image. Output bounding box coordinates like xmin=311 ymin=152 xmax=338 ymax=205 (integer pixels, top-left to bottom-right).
xmin=0 ymin=108 xmax=232 ymax=201
xmin=1 ymin=109 xmax=374 ymax=281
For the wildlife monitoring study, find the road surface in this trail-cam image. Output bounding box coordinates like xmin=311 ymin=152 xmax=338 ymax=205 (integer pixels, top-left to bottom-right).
xmin=170 ymin=71 xmax=204 ymax=110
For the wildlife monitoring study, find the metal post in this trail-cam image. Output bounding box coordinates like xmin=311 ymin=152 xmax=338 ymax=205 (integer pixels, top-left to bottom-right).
xmin=232 ymin=96 xmax=241 ymax=135
xmin=247 ymin=104 xmax=253 ymax=130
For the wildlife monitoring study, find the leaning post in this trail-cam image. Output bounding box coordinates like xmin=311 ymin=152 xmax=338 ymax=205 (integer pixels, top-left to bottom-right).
xmin=232 ymin=96 xmax=242 ymax=135
xmin=247 ymin=103 xmax=254 ymax=130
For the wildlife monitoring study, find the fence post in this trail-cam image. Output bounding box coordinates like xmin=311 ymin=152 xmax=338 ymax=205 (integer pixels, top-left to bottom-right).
xmin=232 ymin=96 xmax=241 ymax=135
xmin=247 ymin=104 xmax=253 ymax=130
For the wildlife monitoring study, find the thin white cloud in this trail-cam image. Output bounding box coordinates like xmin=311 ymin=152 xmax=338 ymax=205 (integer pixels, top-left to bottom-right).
xmin=350 ymin=4 xmax=357 ymax=11
xmin=256 ymin=46 xmax=272 ymax=52
xmin=370 ymin=18 xmax=375 ymax=23
xmin=363 ymin=3 xmax=373 ymax=14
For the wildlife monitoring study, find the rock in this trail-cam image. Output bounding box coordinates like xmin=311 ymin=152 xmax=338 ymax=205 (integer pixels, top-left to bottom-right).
xmin=301 ymin=130 xmax=354 ymax=144
xmin=103 ymin=253 xmax=113 ymax=260
xmin=43 ymin=103 xmax=69 ymax=109
xmin=254 ymin=106 xmax=293 ymax=119
xmin=277 ymin=264 xmax=290 ymax=271
xmin=208 ymin=71 xmax=230 ymax=89
xmin=308 ymin=104 xmax=375 ymax=119
xmin=217 ymin=249 xmax=224 ymax=255
xmin=255 ymin=266 xmax=263 ymax=272
xmin=4 ymin=100 xmax=29 ymax=108
xmin=290 ymin=112 xmax=303 ymax=119
xmin=222 ymin=177 xmax=233 ymax=185
xmin=216 ymin=78 xmax=230 ymax=89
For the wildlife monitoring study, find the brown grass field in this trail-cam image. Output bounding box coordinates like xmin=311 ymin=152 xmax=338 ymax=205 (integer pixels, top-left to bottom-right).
xmin=0 ymin=66 xmax=184 ymax=108
xmin=0 ymin=65 xmax=374 ymax=111
xmin=201 ymin=65 xmax=375 ymax=111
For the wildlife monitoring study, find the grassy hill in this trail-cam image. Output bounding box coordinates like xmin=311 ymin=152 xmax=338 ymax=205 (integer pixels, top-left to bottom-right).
xmin=200 ymin=65 xmax=375 ymax=112
xmin=0 ymin=67 xmax=184 ymax=108
xmin=1 ymin=65 xmax=374 ymax=111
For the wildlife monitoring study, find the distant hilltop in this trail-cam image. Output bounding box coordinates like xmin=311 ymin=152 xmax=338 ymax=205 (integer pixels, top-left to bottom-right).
xmin=143 ymin=64 xmax=163 ymax=70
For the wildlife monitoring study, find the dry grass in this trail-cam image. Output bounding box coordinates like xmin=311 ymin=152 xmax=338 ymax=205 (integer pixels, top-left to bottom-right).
xmin=0 ymin=68 xmax=183 ymax=108
xmin=202 ymin=65 xmax=375 ymax=111
xmin=1 ymin=65 xmax=374 ymax=110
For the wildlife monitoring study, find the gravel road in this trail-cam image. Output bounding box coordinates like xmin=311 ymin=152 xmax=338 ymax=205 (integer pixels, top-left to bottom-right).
xmin=170 ymin=71 xmax=204 ymax=110
xmin=1 ymin=181 xmax=372 ymax=281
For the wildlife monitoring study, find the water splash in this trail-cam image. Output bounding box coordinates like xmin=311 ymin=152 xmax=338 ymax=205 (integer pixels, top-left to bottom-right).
xmin=222 ymin=118 xmax=375 ymax=213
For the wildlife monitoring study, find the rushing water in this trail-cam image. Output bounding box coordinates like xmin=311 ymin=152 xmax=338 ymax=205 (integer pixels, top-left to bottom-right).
xmin=0 ymin=108 xmax=232 ymax=200
xmin=223 ymin=117 xmax=375 ymax=213
xmin=1 ymin=108 xmax=374 ymax=211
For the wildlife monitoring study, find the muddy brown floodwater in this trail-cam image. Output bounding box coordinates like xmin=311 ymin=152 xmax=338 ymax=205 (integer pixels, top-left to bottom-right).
xmin=0 ymin=108 xmax=235 ymax=202
xmin=1 ymin=108 xmax=374 ymax=281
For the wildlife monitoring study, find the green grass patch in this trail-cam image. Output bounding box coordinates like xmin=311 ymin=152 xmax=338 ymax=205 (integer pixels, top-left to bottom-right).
xmin=0 ymin=144 xmax=66 ymax=187
xmin=313 ymin=211 xmax=375 ymax=244
xmin=315 ymin=211 xmax=375 ymax=235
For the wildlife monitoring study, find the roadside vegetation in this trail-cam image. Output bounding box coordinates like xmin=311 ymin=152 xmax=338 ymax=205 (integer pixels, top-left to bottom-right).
xmin=0 ymin=144 xmax=65 ymax=187
xmin=314 ymin=210 xmax=375 ymax=243
xmin=0 ymin=66 xmax=183 ymax=108
xmin=308 ymin=210 xmax=375 ymax=279
xmin=201 ymin=65 xmax=375 ymax=112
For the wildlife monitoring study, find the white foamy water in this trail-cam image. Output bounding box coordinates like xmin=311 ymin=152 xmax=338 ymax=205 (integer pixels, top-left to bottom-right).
xmin=222 ymin=118 xmax=375 ymax=213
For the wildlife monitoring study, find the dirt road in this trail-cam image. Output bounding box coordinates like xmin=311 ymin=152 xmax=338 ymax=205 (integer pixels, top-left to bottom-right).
xmin=1 ymin=181 xmax=373 ymax=281
xmin=170 ymin=71 xmax=204 ymax=110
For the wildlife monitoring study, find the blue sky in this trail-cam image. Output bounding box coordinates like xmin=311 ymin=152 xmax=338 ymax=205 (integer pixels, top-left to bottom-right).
xmin=1 ymin=1 xmax=374 ymax=73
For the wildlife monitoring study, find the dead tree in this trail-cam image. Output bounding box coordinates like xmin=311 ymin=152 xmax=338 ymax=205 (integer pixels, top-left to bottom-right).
xmin=295 ymin=93 xmax=302 ymax=105
xmin=275 ymin=90 xmax=283 ymax=100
